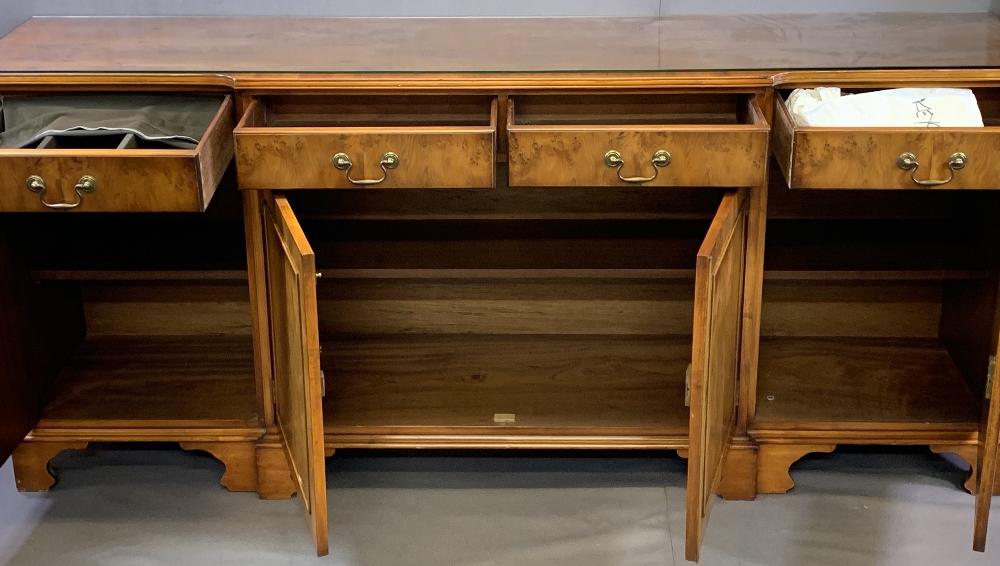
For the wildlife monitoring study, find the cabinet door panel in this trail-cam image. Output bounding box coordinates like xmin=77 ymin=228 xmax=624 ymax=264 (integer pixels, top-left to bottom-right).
xmin=0 ymin=227 xmax=84 ymax=464
xmin=262 ymin=192 xmax=328 ymax=556
xmin=0 ymin=233 xmax=40 ymax=464
xmin=974 ymin=344 xmax=1000 ymax=551
xmin=686 ymin=188 xmax=748 ymax=562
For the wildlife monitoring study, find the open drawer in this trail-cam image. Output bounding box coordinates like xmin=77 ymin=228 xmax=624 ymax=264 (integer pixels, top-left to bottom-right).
xmin=773 ymin=88 xmax=1000 ymax=189
xmin=235 ymin=95 xmax=497 ymax=189
xmin=258 ymin=187 xmax=750 ymax=560
xmin=0 ymin=94 xmax=235 ymax=212
xmin=507 ymin=94 xmax=770 ymax=187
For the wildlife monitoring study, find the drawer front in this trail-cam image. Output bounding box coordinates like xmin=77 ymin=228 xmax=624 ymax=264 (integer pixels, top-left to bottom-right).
xmin=774 ymin=94 xmax=1000 ymax=189
xmin=508 ymin=128 xmax=769 ymax=187
xmin=0 ymin=154 xmax=203 ymax=212
xmin=0 ymin=95 xmax=234 ymax=212
xmin=236 ymin=130 xmax=496 ymax=189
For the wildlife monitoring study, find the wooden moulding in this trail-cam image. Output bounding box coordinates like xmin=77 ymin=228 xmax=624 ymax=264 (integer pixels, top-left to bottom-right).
xmin=930 ymin=443 xmax=979 ymax=494
xmin=754 ymin=441 xmax=991 ymax=495
xmin=11 ymin=441 xmax=90 ymax=492
xmin=716 ymin=439 xmax=758 ymax=501
xmin=178 ymin=441 xmax=258 ymax=493
xmin=757 ymin=443 xmax=837 ymax=494
xmin=255 ymin=432 xmax=297 ymax=500
xmin=12 ymin=438 xmax=259 ymax=493
xmin=676 ymin=438 xmax=757 ymax=501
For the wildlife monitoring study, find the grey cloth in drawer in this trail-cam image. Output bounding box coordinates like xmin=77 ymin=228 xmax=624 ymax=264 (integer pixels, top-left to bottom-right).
xmin=0 ymin=94 xmax=224 ymax=149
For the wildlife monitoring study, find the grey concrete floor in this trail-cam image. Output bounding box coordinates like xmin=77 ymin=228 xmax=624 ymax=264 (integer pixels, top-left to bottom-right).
xmin=0 ymin=445 xmax=997 ymax=565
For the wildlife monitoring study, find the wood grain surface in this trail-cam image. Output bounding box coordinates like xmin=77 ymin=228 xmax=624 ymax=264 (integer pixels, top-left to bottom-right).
xmin=508 ymin=96 xmax=768 ymax=187
xmin=755 ymin=337 xmax=981 ymax=424
xmin=236 ymin=97 xmax=496 ymax=189
xmin=36 ymin=335 xmax=257 ymax=423
xmin=262 ymin=193 xmax=328 ymax=556
xmin=686 ymin=189 xmax=748 ymax=562
xmin=2 ymin=14 xmax=1000 ymax=74
xmin=321 ymin=335 xmax=691 ymax=435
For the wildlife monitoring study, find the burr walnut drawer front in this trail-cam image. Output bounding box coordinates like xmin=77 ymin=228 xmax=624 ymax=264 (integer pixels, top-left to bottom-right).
xmin=0 ymin=94 xmax=235 ymax=212
xmin=234 ymin=95 xmax=497 ymax=189
xmin=506 ymin=94 xmax=770 ymax=187
xmin=773 ymin=88 xmax=1000 ymax=189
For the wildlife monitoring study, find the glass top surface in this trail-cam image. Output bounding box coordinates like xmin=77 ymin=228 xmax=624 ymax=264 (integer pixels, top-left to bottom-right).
xmin=1 ymin=14 xmax=999 ymax=74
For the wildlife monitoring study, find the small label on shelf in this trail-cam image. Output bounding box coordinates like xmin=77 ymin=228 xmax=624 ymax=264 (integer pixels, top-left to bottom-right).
xmin=494 ymin=413 xmax=516 ymax=424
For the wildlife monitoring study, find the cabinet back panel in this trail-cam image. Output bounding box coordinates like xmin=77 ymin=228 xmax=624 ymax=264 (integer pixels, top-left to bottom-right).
xmin=761 ymin=281 xmax=943 ymax=338
xmin=318 ymin=279 xmax=694 ymax=336
xmin=82 ymin=281 xmax=251 ymax=336
xmin=285 ymin=184 xmax=724 ymax=221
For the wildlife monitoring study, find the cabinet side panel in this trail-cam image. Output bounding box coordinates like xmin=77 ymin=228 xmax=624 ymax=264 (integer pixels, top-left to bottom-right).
xmin=0 ymin=225 xmax=84 ymax=462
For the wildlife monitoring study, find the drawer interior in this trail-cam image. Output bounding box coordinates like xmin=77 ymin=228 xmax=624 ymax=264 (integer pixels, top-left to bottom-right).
xmin=757 ymin=189 xmax=1000 ymax=426
xmin=282 ymin=190 xmax=729 ymax=438
xmin=776 ymin=87 xmax=1000 ymax=128
xmin=511 ymin=93 xmax=763 ymax=126
xmin=244 ymin=95 xmax=495 ymax=128
xmin=1 ymin=184 xmax=256 ymax=426
xmin=0 ymin=93 xmax=228 ymax=150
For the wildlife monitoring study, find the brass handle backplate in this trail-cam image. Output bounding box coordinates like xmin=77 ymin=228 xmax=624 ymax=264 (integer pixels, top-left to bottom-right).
xmin=604 ymin=150 xmax=671 ymax=183
xmin=332 ymin=152 xmax=400 ymax=186
xmin=896 ymin=152 xmax=967 ymax=187
xmin=25 ymin=175 xmax=97 ymax=209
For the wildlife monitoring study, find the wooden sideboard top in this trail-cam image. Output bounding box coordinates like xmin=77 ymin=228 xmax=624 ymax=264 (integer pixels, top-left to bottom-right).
xmin=1 ymin=13 xmax=1000 ymax=77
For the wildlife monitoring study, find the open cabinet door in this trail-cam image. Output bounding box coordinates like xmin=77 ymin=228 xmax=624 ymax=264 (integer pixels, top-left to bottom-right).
xmin=262 ymin=192 xmax=329 ymax=556
xmin=0 ymin=225 xmax=84 ymax=465
xmin=0 ymin=232 xmax=40 ymax=464
xmin=974 ymin=338 xmax=1000 ymax=551
xmin=686 ymin=188 xmax=749 ymax=562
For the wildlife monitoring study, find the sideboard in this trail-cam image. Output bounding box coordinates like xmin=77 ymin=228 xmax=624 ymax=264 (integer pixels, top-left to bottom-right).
xmin=0 ymin=13 xmax=998 ymax=562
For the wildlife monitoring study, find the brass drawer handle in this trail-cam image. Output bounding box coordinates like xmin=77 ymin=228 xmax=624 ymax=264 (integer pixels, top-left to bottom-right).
xmin=896 ymin=152 xmax=967 ymax=187
xmin=604 ymin=150 xmax=671 ymax=183
xmin=332 ymin=152 xmax=400 ymax=186
xmin=25 ymin=175 xmax=97 ymax=209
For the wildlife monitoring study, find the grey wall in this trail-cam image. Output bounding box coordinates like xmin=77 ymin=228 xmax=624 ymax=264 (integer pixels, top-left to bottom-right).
xmin=1 ymin=1 xmax=993 ymax=38
xmin=0 ymin=0 xmax=32 ymax=38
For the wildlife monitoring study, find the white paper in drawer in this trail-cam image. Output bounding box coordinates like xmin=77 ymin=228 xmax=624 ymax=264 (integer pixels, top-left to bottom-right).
xmin=787 ymin=87 xmax=984 ymax=128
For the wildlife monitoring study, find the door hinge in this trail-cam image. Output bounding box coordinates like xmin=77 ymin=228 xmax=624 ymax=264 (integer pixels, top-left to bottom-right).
xmin=320 ymin=370 xmax=326 ymax=397
xmin=987 ymin=356 xmax=996 ymax=401
xmin=685 ymin=363 xmax=692 ymax=407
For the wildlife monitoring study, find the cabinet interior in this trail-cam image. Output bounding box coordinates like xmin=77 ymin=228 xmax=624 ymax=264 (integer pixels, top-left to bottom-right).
xmin=250 ymin=94 xmax=495 ymax=128
xmin=283 ymin=188 xmax=729 ymax=441
xmin=5 ymin=182 xmax=257 ymax=426
xmin=757 ymin=178 xmax=1000 ymax=426
xmin=775 ymin=88 xmax=1000 ymax=127
xmin=511 ymin=93 xmax=757 ymax=126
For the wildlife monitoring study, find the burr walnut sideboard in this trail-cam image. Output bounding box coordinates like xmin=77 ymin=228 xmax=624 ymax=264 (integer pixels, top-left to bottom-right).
xmin=0 ymin=14 xmax=999 ymax=562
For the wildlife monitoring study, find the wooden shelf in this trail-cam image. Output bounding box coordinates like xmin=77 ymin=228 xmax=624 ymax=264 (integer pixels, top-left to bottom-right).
xmin=763 ymin=270 xmax=990 ymax=282
xmin=315 ymin=269 xmax=696 ymax=280
xmin=37 ymin=336 xmax=258 ymax=427
xmin=755 ymin=337 xmax=981 ymax=426
xmin=322 ymin=335 xmax=691 ymax=440
xmin=32 ymin=270 xmax=249 ymax=282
